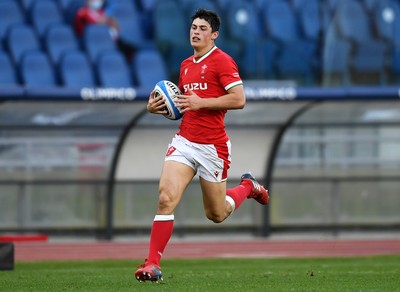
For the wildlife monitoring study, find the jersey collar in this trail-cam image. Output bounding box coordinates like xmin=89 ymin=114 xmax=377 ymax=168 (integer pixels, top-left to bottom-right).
xmin=192 ymin=46 xmax=217 ymax=63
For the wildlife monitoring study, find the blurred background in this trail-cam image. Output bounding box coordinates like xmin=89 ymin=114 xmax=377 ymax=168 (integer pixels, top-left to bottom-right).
xmin=0 ymin=0 xmax=399 ymax=240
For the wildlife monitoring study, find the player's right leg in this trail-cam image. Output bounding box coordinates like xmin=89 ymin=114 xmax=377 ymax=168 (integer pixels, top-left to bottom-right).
xmin=135 ymin=160 xmax=195 ymax=282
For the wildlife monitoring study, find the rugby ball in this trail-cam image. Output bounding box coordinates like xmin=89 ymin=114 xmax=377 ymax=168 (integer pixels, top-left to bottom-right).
xmin=154 ymin=80 xmax=183 ymax=120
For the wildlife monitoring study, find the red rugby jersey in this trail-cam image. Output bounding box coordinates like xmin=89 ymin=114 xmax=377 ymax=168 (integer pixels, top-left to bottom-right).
xmin=74 ymin=7 xmax=107 ymax=36
xmin=178 ymin=46 xmax=243 ymax=144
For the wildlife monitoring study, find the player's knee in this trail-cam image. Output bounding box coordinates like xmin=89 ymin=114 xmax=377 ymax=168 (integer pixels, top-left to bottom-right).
xmin=157 ymin=187 xmax=175 ymax=210
xmin=206 ymin=211 xmax=226 ymax=224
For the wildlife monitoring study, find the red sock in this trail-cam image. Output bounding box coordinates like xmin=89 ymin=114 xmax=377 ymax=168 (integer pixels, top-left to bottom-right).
xmin=226 ymin=182 xmax=252 ymax=211
xmin=147 ymin=214 xmax=174 ymax=267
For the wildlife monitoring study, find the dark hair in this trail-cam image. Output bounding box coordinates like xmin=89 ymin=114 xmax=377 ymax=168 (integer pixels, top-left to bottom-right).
xmin=191 ymin=8 xmax=220 ymax=32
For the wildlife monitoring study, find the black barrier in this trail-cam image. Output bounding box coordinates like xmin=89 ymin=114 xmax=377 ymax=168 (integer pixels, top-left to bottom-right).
xmin=0 ymin=243 xmax=14 ymax=271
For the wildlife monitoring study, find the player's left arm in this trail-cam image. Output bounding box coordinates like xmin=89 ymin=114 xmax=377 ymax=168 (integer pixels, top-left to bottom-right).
xmin=175 ymin=85 xmax=245 ymax=112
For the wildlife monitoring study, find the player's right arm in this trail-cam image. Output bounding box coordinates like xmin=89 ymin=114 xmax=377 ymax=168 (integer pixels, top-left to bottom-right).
xmin=147 ymin=90 xmax=168 ymax=115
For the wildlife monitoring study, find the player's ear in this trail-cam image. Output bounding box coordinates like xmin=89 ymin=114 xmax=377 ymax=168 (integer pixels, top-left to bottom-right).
xmin=211 ymin=31 xmax=219 ymax=40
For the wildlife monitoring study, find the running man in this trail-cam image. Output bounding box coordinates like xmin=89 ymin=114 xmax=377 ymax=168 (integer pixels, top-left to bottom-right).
xmin=135 ymin=8 xmax=269 ymax=282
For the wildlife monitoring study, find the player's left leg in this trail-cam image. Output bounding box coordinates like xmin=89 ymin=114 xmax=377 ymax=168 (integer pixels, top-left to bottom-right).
xmin=200 ymin=179 xmax=232 ymax=223
xmin=200 ymin=175 xmax=268 ymax=223
xmin=198 ymin=139 xmax=259 ymax=222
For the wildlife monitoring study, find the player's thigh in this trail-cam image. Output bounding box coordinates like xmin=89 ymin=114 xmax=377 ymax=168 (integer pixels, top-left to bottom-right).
xmin=200 ymin=177 xmax=227 ymax=214
xmin=158 ymin=160 xmax=195 ymax=212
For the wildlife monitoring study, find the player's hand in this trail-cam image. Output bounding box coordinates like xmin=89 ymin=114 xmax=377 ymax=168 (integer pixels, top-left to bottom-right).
xmin=147 ymin=90 xmax=168 ymax=115
xmin=174 ymin=89 xmax=203 ymax=113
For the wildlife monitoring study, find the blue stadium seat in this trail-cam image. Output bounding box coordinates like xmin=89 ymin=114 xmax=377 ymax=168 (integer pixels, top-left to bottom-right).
xmin=262 ymin=0 xmax=320 ymax=78
xmin=291 ymin=0 xmax=306 ymax=10
xmin=216 ymin=0 xmax=231 ymax=11
xmin=0 ymin=0 xmax=25 ymax=42
xmin=226 ymin=0 xmax=262 ymax=43
xmin=240 ymin=39 xmax=278 ymax=79
xmin=63 ymin=0 xmax=85 ymax=25
xmin=136 ymin=0 xmax=156 ymax=12
xmin=223 ymin=0 xmax=264 ymax=78
xmin=45 ymin=23 xmax=79 ymax=64
xmin=59 ymin=50 xmax=96 ymax=87
xmin=132 ymin=49 xmax=168 ymax=90
xmin=323 ymin=38 xmax=351 ymax=75
xmin=58 ymin=0 xmax=76 ymax=10
xmin=297 ymin=0 xmax=322 ymax=41
xmin=20 ymin=0 xmax=36 ymax=11
xmin=106 ymin=1 xmax=154 ymax=49
xmin=372 ymin=0 xmax=400 ymax=47
xmin=254 ymin=0 xmax=272 ymax=11
xmin=19 ymin=50 xmax=56 ymax=86
xmin=363 ymin=0 xmax=380 ymax=11
xmin=134 ymin=0 xmax=156 ymax=40
xmin=82 ymin=24 xmax=118 ymax=63
xmin=154 ymin=0 xmax=187 ymax=51
xmin=154 ymin=0 xmax=190 ymax=79
xmin=320 ymin=1 xmax=333 ymax=34
xmin=325 ymin=0 xmax=340 ymax=13
xmin=215 ymin=0 xmax=231 ymax=10
xmin=334 ymin=0 xmax=388 ymax=84
xmin=0 ymin=51 xmax=18 ymax=85
xmin=6 ymin=25 xmax=41 ymax=64
xmin=351 ymin=41 xmax=388 ymax=84
xmin=276 ymin=44 xmax=314 ymax=85
xmin=262 ymin=0 xmax=299 ymax=43
xmin=182 ymin=0 xmax=220 ymax=15
xmin=30 ymin=0 xmax=65 ymax=38
xmin=262 ymin=40 xmax=280 ymax=79
xmin=105 ymin=0 xmax=139 ymax=14
xmin=393 ymin=49 xmax=400 ymax=80
xmin=335 ymin=0 xmax=373 ymax=44
xmin=96 ymin=51 xmax=132 ymax=87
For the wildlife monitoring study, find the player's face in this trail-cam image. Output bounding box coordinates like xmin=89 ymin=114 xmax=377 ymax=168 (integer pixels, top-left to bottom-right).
xmin=190 ymin=18 xmax=218 ymax=51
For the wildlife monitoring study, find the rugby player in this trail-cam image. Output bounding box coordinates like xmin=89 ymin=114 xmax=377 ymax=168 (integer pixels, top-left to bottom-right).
xmin=135 ymin=8 xmax=269 ymax=283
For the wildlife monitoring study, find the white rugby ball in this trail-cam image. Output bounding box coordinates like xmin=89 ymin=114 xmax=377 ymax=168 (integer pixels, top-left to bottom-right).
xmin=154 ymin=80 xmax=183 ymax=120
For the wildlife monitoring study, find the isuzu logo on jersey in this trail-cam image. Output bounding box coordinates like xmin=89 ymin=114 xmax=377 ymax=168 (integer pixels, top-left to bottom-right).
xmin=183 ymin=83 xmax=208 ymax=92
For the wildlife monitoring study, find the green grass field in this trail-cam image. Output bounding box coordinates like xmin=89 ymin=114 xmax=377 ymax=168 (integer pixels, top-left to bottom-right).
xmin=1 ymin=256 xmax=399 ymax=291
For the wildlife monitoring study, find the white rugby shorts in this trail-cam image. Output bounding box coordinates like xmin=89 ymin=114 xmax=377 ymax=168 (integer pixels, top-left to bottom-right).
xmin=164 ymin=134 xmax=231 ymax=182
